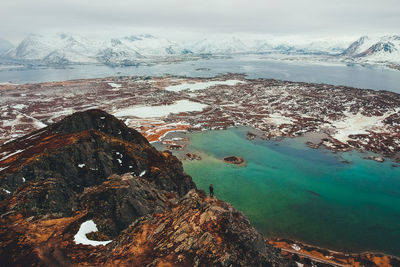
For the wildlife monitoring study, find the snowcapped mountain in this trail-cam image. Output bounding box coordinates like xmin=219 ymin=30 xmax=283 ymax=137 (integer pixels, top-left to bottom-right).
xmin=3 ymin=32 xmax=400 ymax=68
xmin=5 ymin=33 xmax=193 ymax=66
xmin=188 ymin=37 xmax=250 ymax=54
xmin=0 ymin=38 xmax=14 ymax=54
xmin=7 ymin=33 xmax=99 ymax=63
xmin=342 ymin=35 xmax=400 ymax=63
xmin=121 ymin=34 xmax=189 ymax=55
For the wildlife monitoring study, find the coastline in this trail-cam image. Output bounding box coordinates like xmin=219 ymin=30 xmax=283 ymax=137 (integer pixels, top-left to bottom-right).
xmin=154 ymin=127 xmax=400 ymax=264
xmin=268 ymin=238 xmax=400 ymax=267
xmin=222 ymin=156 xmax=246 ymax=166
xmin=1 ymin=74 xmax=399 ymax=166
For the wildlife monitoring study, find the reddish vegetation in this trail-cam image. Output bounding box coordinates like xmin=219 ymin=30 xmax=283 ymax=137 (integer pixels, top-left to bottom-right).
xmin=141 ymin=124 xmax=190 ymax=143
xmin=1 ymin=74 xmax=399 ymax=162
xmin=269 ymin=239 xmax=400 ymax=267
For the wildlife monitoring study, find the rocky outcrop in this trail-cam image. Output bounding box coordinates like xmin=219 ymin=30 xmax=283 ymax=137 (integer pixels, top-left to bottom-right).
xmin=0 ymin=110 xmax=288 ymax=266
xmin=223 ymin=156 xmax=246 ymax=166
xmin=101 ymin=190 xmax=286 ymax=266
xmin=0 ymin=109 xmax=195 ymax=202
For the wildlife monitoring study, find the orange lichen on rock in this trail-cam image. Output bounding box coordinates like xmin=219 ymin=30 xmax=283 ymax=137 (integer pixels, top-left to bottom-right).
xmin=269 ymin=238 xmax=400 ymax=267
xmin=142 ymin=124 xmax=190 ymax=143
xmin=368 ymin=254 xmax=393 ymax=267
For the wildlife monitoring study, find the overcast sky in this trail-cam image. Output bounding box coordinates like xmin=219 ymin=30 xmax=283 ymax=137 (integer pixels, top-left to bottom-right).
xmin=1 ymin=0 xmax=399 ymax=44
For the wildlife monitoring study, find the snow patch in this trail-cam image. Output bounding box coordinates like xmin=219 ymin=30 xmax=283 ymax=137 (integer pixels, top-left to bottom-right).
xmin=165 ymin=80 xmax=244 ymax=92
xmin=330 ymin=111 xmax=390 ymax=142
xmin=1 ymin=188 xmax=11 ymax=194
xmin=74 ymin=220 xmax=112 ymax=246
xmin=34 ymin=121 xmax=47 ymax=128
xmin=0 ymin=166 xmax=9 ymax=172
xmin=140 ymin=171 xmax=146 ymax=177
xmin=266 ymin=113 xmax=293 ymax=125
xmin=291 ymin=244 xmax=301 ymax=251
xmin=0 ymin=149 xmax=24 ymax=162
xmin=113 ymin=100 xmax=208 ymax=118
xmin=13 ymin=104 xmax=27 ymax=110
xmin=78 ymin=164 xmax=86 ymax=168
xmin=108 ymin=83 xmax=122 ymax=91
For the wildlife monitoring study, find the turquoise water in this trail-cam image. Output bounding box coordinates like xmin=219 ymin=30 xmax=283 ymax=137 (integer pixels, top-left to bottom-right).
xmin=164 ymin=128 xmax=400 ymax=256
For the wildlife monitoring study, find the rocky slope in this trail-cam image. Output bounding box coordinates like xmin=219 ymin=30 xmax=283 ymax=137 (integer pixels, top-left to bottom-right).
xmin=342 ymin=35 xmax=400 ymax=65
xmin=0 ymin=109 xmax=289 ymax=266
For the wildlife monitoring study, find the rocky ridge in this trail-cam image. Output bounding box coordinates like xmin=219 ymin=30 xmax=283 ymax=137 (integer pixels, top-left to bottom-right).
xmin=0 ymin=109 xmax=288 ymax=266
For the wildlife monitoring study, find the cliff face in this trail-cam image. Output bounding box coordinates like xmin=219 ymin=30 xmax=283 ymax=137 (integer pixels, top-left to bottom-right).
xmin=0 ymin=110 xmax=288 ymax=266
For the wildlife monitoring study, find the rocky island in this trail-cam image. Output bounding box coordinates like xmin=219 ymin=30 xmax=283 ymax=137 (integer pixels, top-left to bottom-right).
xmin=223 ymin=156 xmax=246 ymax=166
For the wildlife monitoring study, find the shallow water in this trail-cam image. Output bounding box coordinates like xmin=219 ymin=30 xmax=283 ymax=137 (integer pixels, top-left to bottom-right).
xmin=156 ymin=128 xmax=400 ymax=256
xmin=1 ymin=55 xmax=400 ymax=93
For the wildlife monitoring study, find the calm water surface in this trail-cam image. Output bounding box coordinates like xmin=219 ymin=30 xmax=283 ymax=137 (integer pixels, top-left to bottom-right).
xmin=156 ymin=127 xmax=400 ymax=256
xmin=1 ymin=55 xmax=400 ymax=93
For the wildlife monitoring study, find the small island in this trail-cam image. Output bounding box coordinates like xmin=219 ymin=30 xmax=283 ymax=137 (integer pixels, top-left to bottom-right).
xmin=223 ymin=156 xmax=246 ymax=166
xmin=185 ymin=153 xmax=202 ymax=160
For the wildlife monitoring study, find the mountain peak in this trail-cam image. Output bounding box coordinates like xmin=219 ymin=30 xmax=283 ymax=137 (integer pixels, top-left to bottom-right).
xmin=0 ymin=109 xmax=288 ymax=266
xmin=47 ymin=109 xmax=148 ymax=144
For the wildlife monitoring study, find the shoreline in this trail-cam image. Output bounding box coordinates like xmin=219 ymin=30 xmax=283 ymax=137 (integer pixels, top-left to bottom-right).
xmin=156 ymin=127 xmax=400 ymax=265
xmin=268 ymin=238 xmax=400 ymax=267
xmin=154 ymin=126 xmax=399 ymax=166
xmin=1 ymin=74 xmax=400 ymax=165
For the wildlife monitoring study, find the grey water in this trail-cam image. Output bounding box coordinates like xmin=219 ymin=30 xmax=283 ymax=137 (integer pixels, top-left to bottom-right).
xmin=0 ymin=55 xmax=400 ymax=93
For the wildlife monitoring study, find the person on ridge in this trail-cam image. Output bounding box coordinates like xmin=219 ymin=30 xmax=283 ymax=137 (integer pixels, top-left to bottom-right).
xmin=209 ymin=184 xmax=214 ymax=198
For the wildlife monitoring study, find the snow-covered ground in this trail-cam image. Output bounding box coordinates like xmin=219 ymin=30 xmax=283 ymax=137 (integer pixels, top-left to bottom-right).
xmin=266 ymin=113 xmax=294 ymax=125
xmin=113 ymin=100 xmax=208 ymax=118
xmin=108 ymin=82 xmax=122 ymax=91
xmin=330 ymin=111 xmax=394 ymax=142
xmin=165 ymin=80 xmax=244 ymax=92
xmin=74 ymin=220 xmax=112 ymax=246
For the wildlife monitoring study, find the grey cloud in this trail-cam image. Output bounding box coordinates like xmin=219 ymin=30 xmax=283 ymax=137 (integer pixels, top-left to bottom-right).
xmin=1 ymin=0 xmax=399 ymax=43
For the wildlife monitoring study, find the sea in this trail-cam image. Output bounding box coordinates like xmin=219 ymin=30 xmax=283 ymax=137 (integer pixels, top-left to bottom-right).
xmin=0 ymin=55 xmax=400 ymax=93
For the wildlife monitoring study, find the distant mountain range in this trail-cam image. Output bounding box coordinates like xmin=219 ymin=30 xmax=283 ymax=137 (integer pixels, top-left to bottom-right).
xmin=341 ymin=35 xmax=400 ymax=64
xmin=0 ymin=38 xmax=14 ymax=54
xmin=0 ymin=33 xmax=399 ymax=67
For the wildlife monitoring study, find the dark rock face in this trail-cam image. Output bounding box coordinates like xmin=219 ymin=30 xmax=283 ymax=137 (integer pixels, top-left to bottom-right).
xmin=47 ymin=109 xmax=148 ymax=145
xmin=102 ymin=190 xmax=287 ymax=266
xmin=0 ymin=109 xmax=195 ymax=202
xmin=80 ymin=173 xmax=176 ymax=237
xmin=0 ymin=109 xmax=288 ymax=266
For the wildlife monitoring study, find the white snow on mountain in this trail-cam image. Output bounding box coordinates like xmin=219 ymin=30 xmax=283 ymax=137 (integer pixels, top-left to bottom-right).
xmin=120 ymin=34 xmax=188 ymax=56
xmin=8 ymin=33 xmax=99 ymax=63
xmin=187 ymin=37 xmax=250 ymax=54
xmin=342 ymin=35 xmax=400 ymax=63
xmin=2 ymin=33 xmax=400 ymax=67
